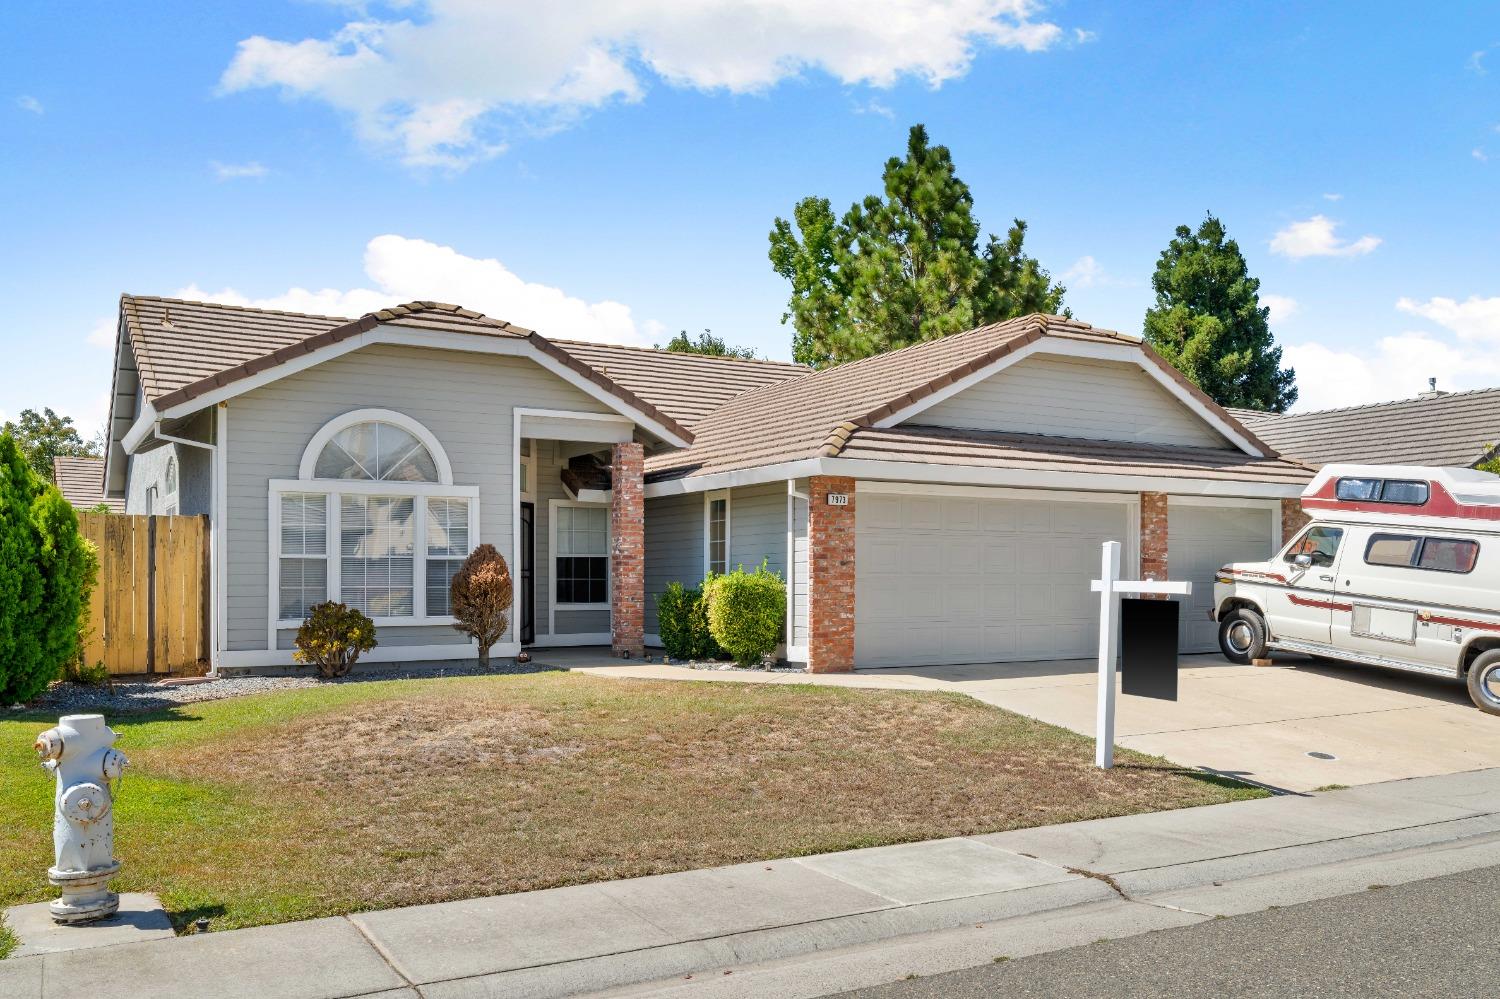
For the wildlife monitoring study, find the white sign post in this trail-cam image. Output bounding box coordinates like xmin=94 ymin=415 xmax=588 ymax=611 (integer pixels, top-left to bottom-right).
xmin=1090 ymin=541 xmax=1192 ymax=769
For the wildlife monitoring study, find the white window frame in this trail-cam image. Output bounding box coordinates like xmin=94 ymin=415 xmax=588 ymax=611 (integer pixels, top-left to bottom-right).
xmin=704 ymin=489 xmax=731 ymax=577
xmin=548 ymin=499 xmax=611 ymax=629
xmin=163 ymin=455 xmax=179 ymax=516
xmin=268 ymin=411 xmax=479 ymax=646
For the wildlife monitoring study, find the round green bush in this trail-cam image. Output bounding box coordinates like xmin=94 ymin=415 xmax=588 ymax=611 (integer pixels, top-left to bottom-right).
xmin=703 ymin=563 xmax=785 ymax=667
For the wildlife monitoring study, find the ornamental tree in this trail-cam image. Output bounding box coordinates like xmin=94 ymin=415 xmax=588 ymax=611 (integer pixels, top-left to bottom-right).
xmin=450 ymin=543 xmax=513 ymax=667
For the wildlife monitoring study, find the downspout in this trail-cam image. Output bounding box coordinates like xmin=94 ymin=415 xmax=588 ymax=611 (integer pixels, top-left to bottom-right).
xmin=151 ymin=422 xmax=220 ymax=676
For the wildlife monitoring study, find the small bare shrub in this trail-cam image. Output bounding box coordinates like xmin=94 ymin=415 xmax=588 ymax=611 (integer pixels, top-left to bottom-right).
xmin=451 ymin=544 xmax=513 ymax=667
xmin=294 ymin=601 xmax=377 ymax=678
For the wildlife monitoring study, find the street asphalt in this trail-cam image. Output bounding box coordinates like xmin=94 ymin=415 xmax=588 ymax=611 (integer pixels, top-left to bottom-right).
xmin=835 ymin=864 xmax=1500 ymax=999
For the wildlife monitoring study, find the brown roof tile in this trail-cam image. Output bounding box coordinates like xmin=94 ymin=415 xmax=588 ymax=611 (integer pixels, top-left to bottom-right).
xmin=51 ymin=456 xmax=124 ymax=512
xmin=1229 ymin=391 xmax=1500 ymax=467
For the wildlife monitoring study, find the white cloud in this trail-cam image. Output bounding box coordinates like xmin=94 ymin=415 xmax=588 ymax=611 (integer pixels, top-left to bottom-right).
xmin=1396 ymin=294 xmax=1500 ymax=341
xmin=1261 ymin=294 xmax=1298 ymax=323
xmin=1468 ymin=48 xmax=1490 ymax=75
xmin=16 ymin=94 xmax=43 ymax=114
xmin=1321 ymin=192 xmax=1342 ymax=201
xmin=1072 ymin=28 xmax=1097 ymax=44
xmin=86 ymin=317 xmax=117 ymax=350
xmin=1060 ymin=255 xmax=1131 ymax=289
xmin=1269 ymin=215 xmax=1381 ymax=259
xmin=178 ymin=234 xmax=656 ymax=346
xmin=1474 ymin=148 xmax=1490 ymax=163
xmin=853 ymin=98 xmax=895 ymax=119
xmin=212 ymin=160 xmax=269 ymax=180
xmin=1284 ymin=333 xmax=1500 ymax=413
xmin=219 ymin=0 xmax=1073 ymax=168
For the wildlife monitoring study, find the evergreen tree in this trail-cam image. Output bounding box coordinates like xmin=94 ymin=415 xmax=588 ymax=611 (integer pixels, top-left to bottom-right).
xmin=659 ymin=329 xmax=758 ymax=360
xmin=770 ymin=125 xmax=1064 ymax=368
xmin=1144 ymin=214 xmax=1298 ymax=412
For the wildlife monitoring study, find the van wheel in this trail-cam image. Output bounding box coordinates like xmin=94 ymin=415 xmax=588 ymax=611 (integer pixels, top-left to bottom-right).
xmin=1219 ymin=607 xmax=1268 ymax=665
xmin=1467 ymin=650 xmax=1500 ymax=716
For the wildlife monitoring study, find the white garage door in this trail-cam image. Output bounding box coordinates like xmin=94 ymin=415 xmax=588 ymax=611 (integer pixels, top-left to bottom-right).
xmin=1168 ymin=502 xmax=1277 ymax=653
xmin=855 ymin=492 xmax=1131 ymax=668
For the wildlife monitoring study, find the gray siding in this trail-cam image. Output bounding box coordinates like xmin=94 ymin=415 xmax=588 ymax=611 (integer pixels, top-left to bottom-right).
xmin=790 ymin=493 xmax=809 ymax=652
xmin=908 ymin=354 xmax=1228 ymax=448
xmin=125 ymin=410 xmax=214 ymax=516
xmin=728 ymin=483 xmax=786 ymax=576
xmin=225 ymin=343 xmax=611 ymax=652
xmin=644 ymin=492 xmax=704 ymax=636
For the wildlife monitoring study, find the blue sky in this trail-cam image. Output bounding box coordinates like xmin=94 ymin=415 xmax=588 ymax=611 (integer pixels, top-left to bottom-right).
xmin=4 ymin=1 xmax=1498 ymax=436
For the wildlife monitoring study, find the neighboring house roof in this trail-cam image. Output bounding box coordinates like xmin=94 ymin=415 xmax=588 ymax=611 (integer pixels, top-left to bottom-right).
xmin=555 ymin=340 xmax=807 ymax=428
xmin=1229 ymin=388 xmax=1500 ymax=468
xmin=52 ymin=456 xmax=124 ymax=512
xmin=646 ymin=314 xmax=1282 ymax=483
xmin=117 ymin=295 xmax=694 ymax=446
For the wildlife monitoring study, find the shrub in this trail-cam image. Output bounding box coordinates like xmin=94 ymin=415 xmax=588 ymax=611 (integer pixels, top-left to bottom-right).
xmin=703 ymin=562 xmax=785 ymax=667
xmin=657 ymin=581 xmax=722 ymax=661
xmin=450 ymin=544 xmax=513 ymax=667
xmin=65 ymin=539 xmax=102 ymax=685
xmin=0 ymin=434 xmax=91 ymax=703
xmin=293 ymin=601 xmax=377 ymax=678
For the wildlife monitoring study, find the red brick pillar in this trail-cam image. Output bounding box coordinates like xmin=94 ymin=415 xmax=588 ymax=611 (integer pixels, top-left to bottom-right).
xmin=1281 ymin=498 xmax=1310 ymax=540
xmin=1140 ymin=492 xmax=1169 ymax=597
xmin=610 ymin=442 xmax=645 ymax=658
xmin=807 ymin=476 xmax=856 ymax=673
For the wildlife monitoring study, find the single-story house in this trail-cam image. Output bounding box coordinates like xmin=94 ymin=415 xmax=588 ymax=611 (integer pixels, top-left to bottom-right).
xmin=103 ymin=295 xmax=1312 ymax=673
xmin=52 ymin=455 xmax=126 ymax=512
xmin=1229 ymin=386 xmax=1500 ymax=469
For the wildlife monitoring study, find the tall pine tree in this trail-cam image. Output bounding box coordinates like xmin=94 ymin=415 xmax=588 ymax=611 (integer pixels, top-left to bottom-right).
xmin=769 ymin=125 xmax=1064 ymax=368
xmin=1144 ymin=215 xmax=1297 ymax=412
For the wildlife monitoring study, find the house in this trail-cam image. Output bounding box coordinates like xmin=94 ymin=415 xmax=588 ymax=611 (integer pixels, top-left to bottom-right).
xmin=103 ymin=295 xmax=1312 ymax=673
xmin=1229 ymin=387 xmax=1500 ymax=469
xmin=51 ymin=456 xmax=126 ymax=512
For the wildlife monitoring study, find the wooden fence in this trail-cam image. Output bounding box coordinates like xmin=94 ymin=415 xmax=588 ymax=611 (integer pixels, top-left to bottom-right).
xmin=79 ymin=513 xmax=210 ymax=676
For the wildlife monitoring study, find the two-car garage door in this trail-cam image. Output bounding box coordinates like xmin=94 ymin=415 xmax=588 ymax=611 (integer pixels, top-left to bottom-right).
xmin=855 ymin=492 xmax=1130 ymax=667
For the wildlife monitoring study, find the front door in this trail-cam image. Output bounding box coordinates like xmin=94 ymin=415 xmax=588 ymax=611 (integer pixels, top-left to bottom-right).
xmin=520 ymin=502 xmax=535 ymax=644
xmin=1267 ymin=524 xmax=1346 ymax=644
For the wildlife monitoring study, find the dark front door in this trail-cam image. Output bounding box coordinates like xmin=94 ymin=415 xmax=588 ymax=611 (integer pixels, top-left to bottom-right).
xmin=521 ymin=502 xmax=536 ymax=644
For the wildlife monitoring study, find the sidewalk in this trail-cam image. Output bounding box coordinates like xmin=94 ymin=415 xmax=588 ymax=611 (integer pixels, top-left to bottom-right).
xmin=4 ymin=768 xmax=1498 ymax=999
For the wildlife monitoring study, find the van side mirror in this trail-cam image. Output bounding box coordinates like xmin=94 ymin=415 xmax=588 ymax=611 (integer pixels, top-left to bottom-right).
xmin=1291 ymin=553 xmax=1313 ymax=568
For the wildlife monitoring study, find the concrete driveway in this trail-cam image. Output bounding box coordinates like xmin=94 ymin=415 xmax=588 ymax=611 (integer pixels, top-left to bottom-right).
xmin=561 ymin=650 xmax=1500 ymax=793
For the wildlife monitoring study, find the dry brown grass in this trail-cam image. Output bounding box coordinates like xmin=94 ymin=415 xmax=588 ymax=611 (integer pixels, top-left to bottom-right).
xmin=0 ymin=672 xmax=1260 ymax=934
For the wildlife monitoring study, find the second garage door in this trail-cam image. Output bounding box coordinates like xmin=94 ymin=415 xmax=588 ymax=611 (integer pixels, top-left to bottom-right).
xmin=1168 ymin=502 xmax=1278 ymax=653
xmin=855 ymin=491 xmax=1131 ymax=668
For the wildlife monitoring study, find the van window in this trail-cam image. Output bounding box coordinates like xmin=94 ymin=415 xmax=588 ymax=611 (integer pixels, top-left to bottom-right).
xmin=1363 ymin=533 xmax=1479 ymax=574
xmin=1335 ymin=477 xmax=1429 ymax=505
xmin=1286 ymin=526 xmax=1344 ymax=568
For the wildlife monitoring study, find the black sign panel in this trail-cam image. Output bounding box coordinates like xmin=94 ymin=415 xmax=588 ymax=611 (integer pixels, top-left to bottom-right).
xmin=1120 ymin=598 xmax=1180 ymax=701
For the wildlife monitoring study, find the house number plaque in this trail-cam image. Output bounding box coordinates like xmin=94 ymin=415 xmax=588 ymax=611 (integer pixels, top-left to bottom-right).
xmin=826 ymin=493 xmax=849 ymax=506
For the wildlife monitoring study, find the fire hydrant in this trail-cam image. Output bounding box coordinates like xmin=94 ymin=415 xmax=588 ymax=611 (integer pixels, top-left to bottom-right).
xmin=34 ymin=714 xmax=128 ymax=923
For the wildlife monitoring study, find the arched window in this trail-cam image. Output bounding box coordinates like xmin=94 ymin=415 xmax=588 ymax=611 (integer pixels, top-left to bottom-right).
xmin=274 ymin=410 xmax=476 ymax=626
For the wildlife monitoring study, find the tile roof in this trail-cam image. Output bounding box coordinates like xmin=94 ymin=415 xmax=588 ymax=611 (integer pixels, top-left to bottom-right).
xmin=552 ymin=340 xmax=807 ymax=428
xmin=119 ymin=296 xmax=692 ymax=444
xmin=646 ymin=314 xmax=1279 ymax=482
xmin=52 ymin=456 xmax=124 ymax=512
xmin=1228 ymin=388 xmax=1500 ymax=467
xmin=834 ymin=426 xmax=1313 ymax=485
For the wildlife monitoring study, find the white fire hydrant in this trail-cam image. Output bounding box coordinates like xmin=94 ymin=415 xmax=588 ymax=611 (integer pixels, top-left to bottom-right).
xmin=34 ymin=714 xmax=128 ymax=923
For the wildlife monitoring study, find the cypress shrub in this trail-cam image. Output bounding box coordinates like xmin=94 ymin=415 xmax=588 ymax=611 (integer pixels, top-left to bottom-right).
xmin=450 ymin=543 xmax=513 ymax=667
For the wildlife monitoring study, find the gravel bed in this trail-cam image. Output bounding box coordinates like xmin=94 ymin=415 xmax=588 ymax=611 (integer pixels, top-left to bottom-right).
xmin=669 ymin=659 xmax=807 ymax=674
xmin=16 ymin=658 xmax=559 ymax=716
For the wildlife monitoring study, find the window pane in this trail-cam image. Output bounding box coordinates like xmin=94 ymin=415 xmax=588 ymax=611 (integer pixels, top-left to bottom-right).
xmin=1417 ymin=538 xmax=1479 ymax=574
xmin=1366 ymin=534 xmax=1420 ymax=568
xmin=426 ymin=558 xmax=464 ymax=615
xmin=556 ymin=555 xmax=608 ymax=604
xmin=280 ymin=494 xmax=327 ymax=556
xmin=340 ymin=495 xmax=414 ymax=616
xmin=279 ymin=557 xmax=327 ymax=620
xmin=426 ymin=498 xmax=469 ymax=557
xmin=314 ymin=421 xmax=439 ymax=482
xmin=1335 ymin=478 xmax=1382 ymax=501
xmin=1287 ymin=526 xmax=1343 ymax=567
xmin=314 ymin=439 xmax=371 ymax=480
xmin=1381 ymin=480 xmax=1429 ymax=505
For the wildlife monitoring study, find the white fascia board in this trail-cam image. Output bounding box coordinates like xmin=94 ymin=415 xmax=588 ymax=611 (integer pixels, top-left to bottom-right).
xmin=823 ymin=456 xmax=1305 ymax=499
xmin=120 ymin=402 xmax=160 ymax=455
xmin=643 ymin=459 xmax=823 ymax=498
xmin=872 ymin=337 xmax=1266 ymax=459
xmin=154 ymin=326 xmax=691 ymax=448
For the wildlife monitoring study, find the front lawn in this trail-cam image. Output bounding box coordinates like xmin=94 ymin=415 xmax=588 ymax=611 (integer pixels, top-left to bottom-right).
xmin=0 ymin=672 xmax=1263 ymax=950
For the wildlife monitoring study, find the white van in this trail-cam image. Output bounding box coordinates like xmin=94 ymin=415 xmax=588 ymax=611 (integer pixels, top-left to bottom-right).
xmin=1213 ymin=464 xmax=1500 ymax=715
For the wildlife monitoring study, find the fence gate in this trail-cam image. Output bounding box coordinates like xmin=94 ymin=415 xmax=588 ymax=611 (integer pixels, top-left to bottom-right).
xmin=78 ymin=513 xmax=210 ymax=675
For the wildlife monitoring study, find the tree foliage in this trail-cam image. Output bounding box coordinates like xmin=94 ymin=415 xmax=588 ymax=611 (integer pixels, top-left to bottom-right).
xmin=0 ymin=432 xmax=91 ymax=702
xmin=659 ymin=329 xmax=759 ymax=360
xmin=293 ymin=601 xmax=377 ymax=679
xmin=1143 ymin=214 xmax=1298 ymax=413
xmin=656 ymin=580 xmax=722 ymax=661
xmin=703 ymin=562 xmax=785 ymax=667
xmin=769 ymin=124 xmax=1065 ymax=368
xmin=450 ymin=543 xmax=513 ymax=667
xmin=1 ymin=408 xmax=99 ymax=483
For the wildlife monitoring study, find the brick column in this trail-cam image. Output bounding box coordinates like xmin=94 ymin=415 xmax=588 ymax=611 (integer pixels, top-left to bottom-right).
xmin=1140 ymin=492 xmax=1169 ymax=597
xmin=1281 ymin=498 xmax=1310 ymax=540
xmin=610 ymin=442 xmax=645 ymax=658
xmin=807 ymin=476 xmax=856 ymax=673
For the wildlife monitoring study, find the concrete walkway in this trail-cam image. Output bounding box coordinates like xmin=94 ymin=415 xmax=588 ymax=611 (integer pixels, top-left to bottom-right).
xmin=552 ymin=649 xmax=1500 ymax=792
xmin=4 ymin=768 xmax=1498 ymax=999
